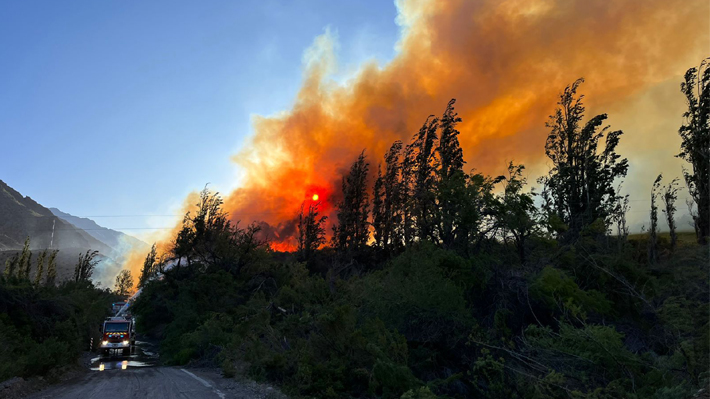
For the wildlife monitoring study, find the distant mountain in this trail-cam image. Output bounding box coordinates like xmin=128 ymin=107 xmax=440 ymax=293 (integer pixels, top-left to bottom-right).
xmin=0 ymin=179 xmax=110 ymax=253
xmin=49 ymin=207 xmax=146 ymax=255
xmin=0 ymin=179 xmax=147 ymax=286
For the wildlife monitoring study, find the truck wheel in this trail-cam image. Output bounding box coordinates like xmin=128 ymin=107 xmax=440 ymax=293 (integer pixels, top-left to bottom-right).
xmin=102 ymin=349 xmax=109 ymax=356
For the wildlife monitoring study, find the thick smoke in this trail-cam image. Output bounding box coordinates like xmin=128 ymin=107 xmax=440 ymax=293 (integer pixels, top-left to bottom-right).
xmin=125 ymin=0 xmax=708 ymax=276
xmin=223 ymin=0 xmax=708 ymax=247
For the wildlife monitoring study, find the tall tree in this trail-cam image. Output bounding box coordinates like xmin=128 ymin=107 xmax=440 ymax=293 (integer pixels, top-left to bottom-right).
xmin=649 ymin=175 xmax=663 ymax=264
xmin=372 ymin=141 xmax=405 ymax=254
xmin=333 ymin=151 xmax=370 ymax=254
xmin=405 ymin=117 xmax=439 ymax=242
xmin=611 ymin=184 xmax=630 ymax=247
xmin=74 ymin=250 xmax=99 ymax=282
xmin=539 ymin=79 xmax=629 ymax=240
xmin=372 ymin=165 xmax=386 ymax=250
xmin=17 ymin=237 xmax=31 ymax=280
xmin=33 ymin=250 xmax=47 ymax=287
xmin=114 ymin=270 xmax=134 ymax=296
xmin=662 ymin=178 xmax=681 ymax=252
xmin=45 ymin=250 xmax=58 ymax=286
xmin=678 ymin=58 xmax=710 ymax=244
xmin=437 ymin=99 xmax=465 ymax=180
xmin=297 ymin=201 xmax=327 ymax=263
xmin=139 ymin=244 xmax=157 ymax=288
xmin=436 ymin=99 xmax=467 ymax=248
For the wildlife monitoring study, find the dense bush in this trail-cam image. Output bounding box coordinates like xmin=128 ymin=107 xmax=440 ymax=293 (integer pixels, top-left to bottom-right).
xmin=133 ymin=210 xmax=709 ymax=399
xmin=0 ymin=278 xmax=115 ymax=381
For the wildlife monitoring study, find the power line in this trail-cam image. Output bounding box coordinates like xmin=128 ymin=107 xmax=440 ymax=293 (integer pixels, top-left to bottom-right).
xmin=24 ymin=227 xmax=176 ymax=231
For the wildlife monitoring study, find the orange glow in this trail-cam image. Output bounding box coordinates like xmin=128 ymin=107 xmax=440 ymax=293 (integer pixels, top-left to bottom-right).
xmin=270 ymin=241 xmax=296 ymax=252
xmin=220 ymin=0 xmax=707 ymax=251
xmin=122 ymin=0 xmax=707 ymax=265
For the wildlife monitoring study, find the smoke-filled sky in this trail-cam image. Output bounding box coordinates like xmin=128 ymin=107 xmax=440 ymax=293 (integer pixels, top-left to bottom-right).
xmin=2 ymin=0 xmax=708 ymax=251
xmin=222 ymin=0 xmax=709 ymax=247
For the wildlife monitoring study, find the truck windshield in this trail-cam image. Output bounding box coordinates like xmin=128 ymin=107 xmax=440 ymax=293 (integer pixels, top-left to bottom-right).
xmin=104 ymin=322 xmax=129 ymax=332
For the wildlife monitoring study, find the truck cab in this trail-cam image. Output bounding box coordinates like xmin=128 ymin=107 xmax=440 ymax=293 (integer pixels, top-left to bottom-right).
xmin=100 ymin=316 xmax=135 ymax=356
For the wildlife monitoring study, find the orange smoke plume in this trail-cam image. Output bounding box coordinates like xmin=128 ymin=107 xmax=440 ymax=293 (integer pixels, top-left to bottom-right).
xmin=127 ymin=0 xmax=708 ymax=270
xmin=222 ymin=0 xmax=708 ymax=249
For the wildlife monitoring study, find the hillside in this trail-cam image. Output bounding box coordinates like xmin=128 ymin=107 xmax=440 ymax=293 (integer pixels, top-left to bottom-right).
xmin=49 ymin=207 xmax=147 ymax=255
xmin=0 ymin=180 xmax=110 ymax=253
xmin=0 ymin=179 xmax=143 ymax=286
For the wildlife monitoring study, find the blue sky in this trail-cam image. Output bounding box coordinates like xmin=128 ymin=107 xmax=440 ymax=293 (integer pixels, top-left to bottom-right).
xmin=0 ymin=0 xmax=399 ymax=234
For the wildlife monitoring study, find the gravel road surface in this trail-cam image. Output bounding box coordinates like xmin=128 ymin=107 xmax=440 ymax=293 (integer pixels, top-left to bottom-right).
xmin=25 ymin=366 xmax=283 ymax=399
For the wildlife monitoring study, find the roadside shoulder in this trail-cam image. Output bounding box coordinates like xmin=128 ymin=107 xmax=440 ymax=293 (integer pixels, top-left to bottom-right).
xmin=0 ymin=352 xmax=93 ymax=399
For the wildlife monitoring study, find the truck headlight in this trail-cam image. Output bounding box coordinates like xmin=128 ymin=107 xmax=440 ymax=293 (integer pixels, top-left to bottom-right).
xmin=102 ymin=341 xmax=109 ymax=346
xmin=122 ymin=340 xmax=129 ymax=346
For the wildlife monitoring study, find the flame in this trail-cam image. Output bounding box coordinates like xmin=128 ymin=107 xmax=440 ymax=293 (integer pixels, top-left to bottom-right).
xmin=123 ymin=0 xmax=708 ymax=276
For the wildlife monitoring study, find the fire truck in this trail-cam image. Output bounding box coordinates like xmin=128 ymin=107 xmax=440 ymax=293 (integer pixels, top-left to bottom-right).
xmin=100 ymin=316 xmax=136 ymax=356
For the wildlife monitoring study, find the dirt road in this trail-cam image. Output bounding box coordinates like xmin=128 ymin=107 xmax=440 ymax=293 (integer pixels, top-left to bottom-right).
xmin=26 ymin=367 xmax=222 ymax=399
xmin=24 ymin=366 xmax=284 ymax=399
xmin=20 ymin=340 xmax=284 ymax=399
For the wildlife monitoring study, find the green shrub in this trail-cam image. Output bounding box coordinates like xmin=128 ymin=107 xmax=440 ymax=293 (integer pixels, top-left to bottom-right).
xmin=400 ymin=386 xmax=439 ymax=399
xmin=0 ymin=278 xmax=115 ymax=380
xmin=356 ymin=245 xmax=471 ymax=345
xmin=531 ymin=266 xmax=611 ymax=318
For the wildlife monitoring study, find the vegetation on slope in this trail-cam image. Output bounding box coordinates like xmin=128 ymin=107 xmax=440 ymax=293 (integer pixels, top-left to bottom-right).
xmin=0 ymin=238 xmax=117 ymax=381
xmin=133 ymin=65 xmax=710 ymax=398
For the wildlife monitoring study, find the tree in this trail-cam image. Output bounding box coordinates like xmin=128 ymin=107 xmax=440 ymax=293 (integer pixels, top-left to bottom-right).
xmin=333 ymin=151 xmax=370 ymax=254
xmin=405 ymin=117 xmax=439 ymax=242
xmin=3 ymin=254 xmax=18 ymax=279
xmin=497 ymin=163 xmax=537 ymax=264
xmin=372 ymin=165 xmax=386 ymax=250
xmin=539 ymin=79 xmax=629 ymax=240
xmin=459 ymin=172 xmax=503 ymax=254
xmin=172 ymin=188 xmax=266 ymax=273
xmin=678 ymin=58 xmax=710 ymax=244
xmin=372 ymin=141 xmax=405 ymax=254
xmin=17 ymin=237 xmax=31 ymax=280
xmin=174 ymin=188 xmax=228 ymax=268
xmin=649 ymin=174 xmax=663 ymax=264
xmin=45 ymin=250 xmax=58 ymax=286
xmin=139 ymin=244 xmax=157 ymax=288
xmin=74 ymin=250 xmax=99 ymax=282
xmin=436 ymin=99 xmax=467 ymax=249
xmin=297 ymin=201 xmax=327 ymax=263
xmin=662 ymin=178 xmax=681 ymax=252
xmin=611 ymin=184 xmax=630 ymax=248
xmin=33 ymin=250 xmax=47 ymax=287
xmin=114 ymin=270 xmax=134 ymax=296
